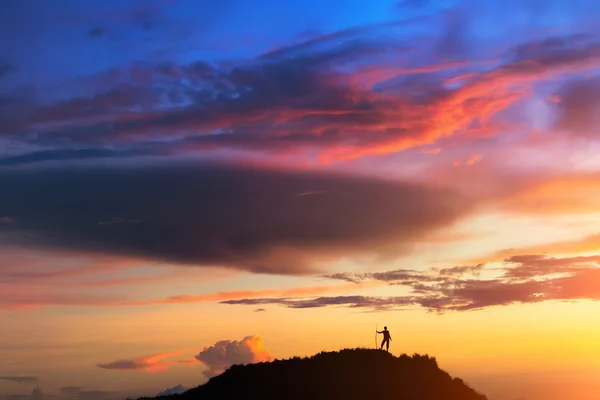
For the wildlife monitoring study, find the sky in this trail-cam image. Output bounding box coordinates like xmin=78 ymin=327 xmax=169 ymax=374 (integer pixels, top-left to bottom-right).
xmin=1 ymin=0 xmax=600 ymax=399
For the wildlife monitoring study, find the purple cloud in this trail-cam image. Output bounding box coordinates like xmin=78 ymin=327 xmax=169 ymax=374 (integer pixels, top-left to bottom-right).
xmin=224 ymin=255 xmax=600 ymax=312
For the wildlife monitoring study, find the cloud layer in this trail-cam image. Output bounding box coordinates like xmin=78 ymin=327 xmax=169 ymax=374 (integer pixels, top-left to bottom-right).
xmin=0 ymin=163 xmax=469 ymax=275
xmin=2 ymin=2 xmax=600 ymax=167
xmin=223 ymin=254 xmax=600 ymax=312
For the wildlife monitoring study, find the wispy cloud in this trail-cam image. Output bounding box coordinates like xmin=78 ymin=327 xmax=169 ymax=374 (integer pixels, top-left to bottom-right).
xmin=224 ymin=254 xmax=600 ymax=312
xmin=0 ymin=281 xmax=365 ymax=310
xmin=97 ymin=350 xmax=188 ymax=372
xmin=0 ymin=376 xmax=38 ymax=384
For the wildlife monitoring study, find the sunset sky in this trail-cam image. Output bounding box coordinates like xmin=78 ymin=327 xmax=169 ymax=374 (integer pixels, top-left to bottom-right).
xmin=1 ymin=0 xmax=600 ymax=399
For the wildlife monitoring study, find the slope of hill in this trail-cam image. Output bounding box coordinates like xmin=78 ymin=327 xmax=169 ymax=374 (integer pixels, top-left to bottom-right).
xmin=147 ymin=348 xmax=488 ymax=400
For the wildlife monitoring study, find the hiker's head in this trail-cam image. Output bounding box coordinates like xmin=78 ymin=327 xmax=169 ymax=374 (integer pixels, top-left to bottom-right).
xmin=384 ymin=326 xmax=387 ymax=330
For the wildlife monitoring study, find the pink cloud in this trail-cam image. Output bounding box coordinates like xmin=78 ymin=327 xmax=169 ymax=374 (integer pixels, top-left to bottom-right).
xmin=97 ymin=350 xmax=188 ymax=373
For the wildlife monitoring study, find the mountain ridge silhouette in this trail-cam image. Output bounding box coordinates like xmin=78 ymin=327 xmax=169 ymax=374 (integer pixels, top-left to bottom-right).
xmin=136 ymin=348 xmax=488 ymax=400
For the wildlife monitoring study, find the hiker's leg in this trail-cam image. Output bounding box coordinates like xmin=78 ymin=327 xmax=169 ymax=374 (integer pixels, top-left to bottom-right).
xmin=381 ymin=339 xmax=385 ymax=349
xmin=385 ymin=340 xmax=389 ymax=351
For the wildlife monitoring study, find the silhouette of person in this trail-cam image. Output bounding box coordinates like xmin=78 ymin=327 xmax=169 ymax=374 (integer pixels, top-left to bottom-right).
xmin=377 ymin=326 xmax=392 ymax=351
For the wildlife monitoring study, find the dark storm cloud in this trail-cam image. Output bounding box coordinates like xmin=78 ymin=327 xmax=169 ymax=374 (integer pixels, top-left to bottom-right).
xmin=0 ymin=163 xmax=471 ymax=275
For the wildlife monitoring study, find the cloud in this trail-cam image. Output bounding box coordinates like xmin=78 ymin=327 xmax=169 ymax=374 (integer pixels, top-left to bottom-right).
xmin=0 ymin=281 xmax=361 ymax=310
xmin=97 ymin=351 xmax=185 ymax=372
xmin=194 ymin=335 xmax=274 ymax=378
xmin=156 ymin=385 xmax=186 ymax=397
xmin=5 ymin=11 xmax=600 ymax=166
xmin=0 ymin=252 xmax=140 ymax=285
xmin=224 ymin=254 xmax=600 ymax=312
xmin=0 ymin=217 xmax=15 ymax=224
xmin=58 ymin=387 xmax=115 ymax=400
xmin=94 ymin=335 xmax=273 ymax=380
xmin=59 ymin=387 xmax=84 ymax=397
xmin=323 ymin=269 xmax=432 ymax=284
xmin=0 ymin=163 xmax=470 ymax=275
xmin=493 ymin=172 xmax=600 ymax=215
xmin=437 ymin=264 xmax=484 ymax=276
xmin=222 ymin=295 xmax=416 ymax=310
xmin=553 ymin=75 xmax=600 ymax=137
xmin=469 ymin=233 xmax=600 ymax=264
xmin=5 ymin=387 xmax=53 ymax=400
xmin=0 ymin=149 xmax=144 ymax=167
xmin=118 ymin=285 xmax=355 ymax=307
xmin=254 ymin=308 xmax=267 ymax=312
xmin=0 ymin=376 xmax=38 ymax=384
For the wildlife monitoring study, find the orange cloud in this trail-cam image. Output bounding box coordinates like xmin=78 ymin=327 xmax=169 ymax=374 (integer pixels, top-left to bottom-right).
xmin=195 ymin=335 xmax=274 ymax=378
xmin=323 ymin=43 xmax=600 ymax=162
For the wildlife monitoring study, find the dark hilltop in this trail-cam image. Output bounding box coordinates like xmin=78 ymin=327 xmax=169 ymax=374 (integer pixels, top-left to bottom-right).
xmin=137 ymin=348 xmax=488 ymax=400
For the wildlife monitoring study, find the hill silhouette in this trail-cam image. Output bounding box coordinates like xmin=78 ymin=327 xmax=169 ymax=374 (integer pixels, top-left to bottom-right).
xmin=142 ymin=348 xmax=488 ymax=400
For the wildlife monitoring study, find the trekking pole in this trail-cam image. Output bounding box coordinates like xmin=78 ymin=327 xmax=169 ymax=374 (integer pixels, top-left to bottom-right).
xmin=375 ymin=322 xmax=377 ymax=349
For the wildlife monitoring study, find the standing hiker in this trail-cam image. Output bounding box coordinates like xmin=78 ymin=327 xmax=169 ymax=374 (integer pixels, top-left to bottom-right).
xmin=377 ymin=326 xmax=392 ymax=351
